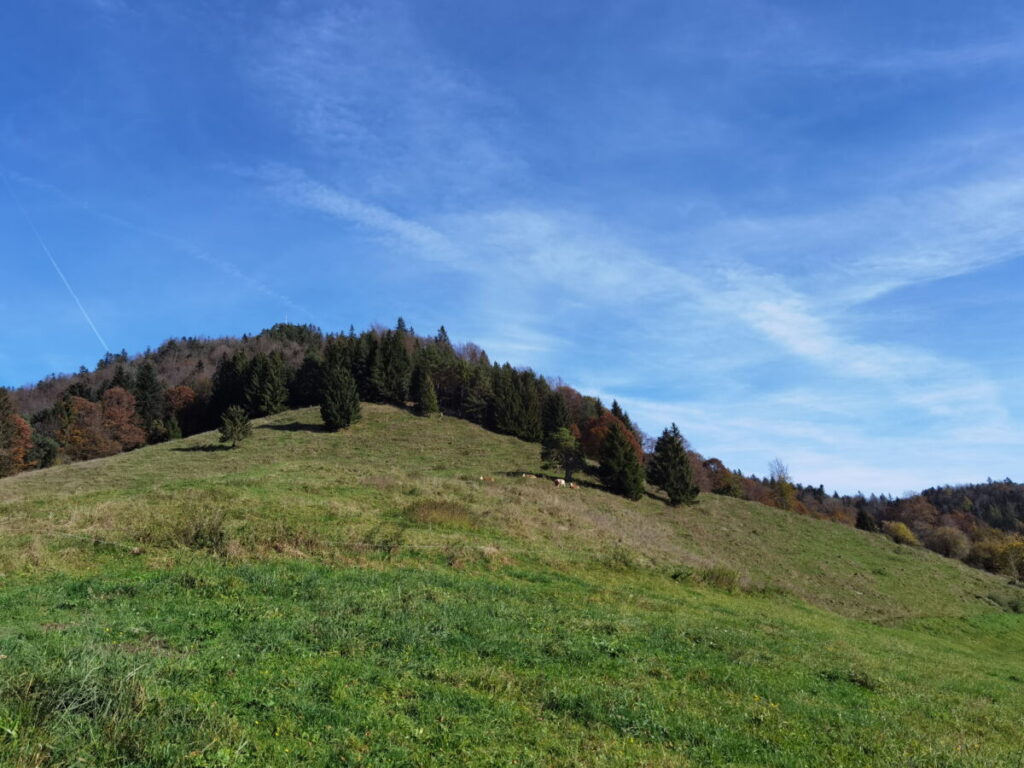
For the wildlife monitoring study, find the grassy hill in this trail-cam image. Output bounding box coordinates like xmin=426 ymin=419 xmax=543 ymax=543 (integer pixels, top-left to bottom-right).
xmin=1 ymin=405 xmax=1022 ymax=766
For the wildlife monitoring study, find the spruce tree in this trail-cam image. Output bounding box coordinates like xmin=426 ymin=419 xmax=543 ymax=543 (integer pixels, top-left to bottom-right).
xmin=647 ymin=423 xmax=698 ymax=506
xmin=410 ymin=364 xmax=440 ymax=416
xmin=219 ymin=405 xmax=251 ymax=448
xmin=245 ymin=353 xmax=287 ymax=417
xmin=132 ymin=361 xmax=165 ymax=440
xmin=380 ymin=328 xmax=411 ymax=403
xmin=461 ymin=364 xmax=492 ymax=424
xmin=108 ymin=364 xmax=133 ymax=392
xmin=321 ymin=359 xmax=362 ymax=431
xmin=542 ymin=391 xmax=570 ymax=438
xmin=290 ymin=353 xmax=324 ymax=407
xmin=600 ymin=422 xmax=645 ymax=501
xmin=210 ymin=351 xmax=248 ymax=420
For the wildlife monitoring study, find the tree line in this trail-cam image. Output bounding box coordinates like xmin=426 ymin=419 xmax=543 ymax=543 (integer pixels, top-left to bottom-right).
xmin=2 ymin=320 xmax=1023 ymax=581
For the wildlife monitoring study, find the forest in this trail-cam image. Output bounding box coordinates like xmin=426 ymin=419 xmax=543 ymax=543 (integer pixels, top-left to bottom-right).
xmin=2 ymin=320 xmax=1023 ymax=582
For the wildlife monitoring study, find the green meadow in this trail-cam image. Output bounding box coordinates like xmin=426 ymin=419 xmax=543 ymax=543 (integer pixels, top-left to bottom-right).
xmin=1 ymin=405 xmax=1022 ymax=766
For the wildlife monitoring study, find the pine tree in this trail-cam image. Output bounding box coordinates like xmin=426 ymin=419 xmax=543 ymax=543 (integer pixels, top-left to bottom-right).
xmin=600 ymin=422 xmax=645 ymax=501
xmin=410 ymin=364 xmax=440 ymax=416
xmin=219 ymin=405 xmax=252 ymax=448
xmin=647 ymin=423 xmax=698 ymax=506
xmin=321 ymin=359 xmax=362 ymax=431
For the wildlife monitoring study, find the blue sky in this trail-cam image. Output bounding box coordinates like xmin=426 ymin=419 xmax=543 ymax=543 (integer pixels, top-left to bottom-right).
xmin=2 ymin=0 xmax=1023 ymax=494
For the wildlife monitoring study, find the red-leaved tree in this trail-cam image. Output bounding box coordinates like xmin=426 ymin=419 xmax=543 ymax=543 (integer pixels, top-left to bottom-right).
xmin=102 ymin=387 xmax=146 ymax=451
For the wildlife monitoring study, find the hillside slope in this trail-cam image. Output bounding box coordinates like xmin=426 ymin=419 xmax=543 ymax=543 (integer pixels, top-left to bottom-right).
xmin=1 ymin=406 xmax=1022 ymax=766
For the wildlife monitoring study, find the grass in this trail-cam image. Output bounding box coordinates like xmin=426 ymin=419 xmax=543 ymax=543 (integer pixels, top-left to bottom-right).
xmin=0 ymin=405 xmax=1022 ymax=766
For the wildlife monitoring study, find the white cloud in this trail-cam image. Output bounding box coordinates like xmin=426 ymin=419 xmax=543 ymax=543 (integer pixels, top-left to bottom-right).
xmin=247 ymin=2 xmax=1024 ymax=495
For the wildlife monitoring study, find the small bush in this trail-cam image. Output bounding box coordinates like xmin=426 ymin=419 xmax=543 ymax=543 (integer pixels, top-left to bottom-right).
xmin=700 ymin=566 xmax=739 ymax=592
xmin=603 ymin=545 xmax=639 ymax=570
xmin=360 ymin=525 xmax=405 ymax=558
xmin=882 ymin=521 xmax=920 ymax=547
xmin=176 ymin=509 xmax=228 ymax=555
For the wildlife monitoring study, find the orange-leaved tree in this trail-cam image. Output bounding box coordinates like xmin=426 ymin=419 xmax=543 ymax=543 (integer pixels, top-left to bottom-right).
xmin=102 ymin=387 xmax=146 ymax=451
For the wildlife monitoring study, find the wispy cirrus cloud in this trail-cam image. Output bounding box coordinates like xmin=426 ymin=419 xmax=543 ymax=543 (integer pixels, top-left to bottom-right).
xmin=245 ymin=1 xmax=1024 ymax=493
xmin=251 ymin=2 xmax=517 ymax=202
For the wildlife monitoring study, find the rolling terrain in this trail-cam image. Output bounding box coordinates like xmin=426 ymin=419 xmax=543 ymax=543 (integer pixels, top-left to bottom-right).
xmin=1 ymin=405 xmax=1022 ymax=766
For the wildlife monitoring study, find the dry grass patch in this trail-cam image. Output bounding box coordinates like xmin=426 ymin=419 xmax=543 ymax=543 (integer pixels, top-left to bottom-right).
xmin=402 ymin=499 xmax=478 ymax=529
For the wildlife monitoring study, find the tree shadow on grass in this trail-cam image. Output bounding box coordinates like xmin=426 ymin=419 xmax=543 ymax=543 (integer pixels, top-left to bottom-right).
xmin=257 ymin=421 xmax=326 ymax=433
xmin=172 ymin=444 xmax=234 ymax=453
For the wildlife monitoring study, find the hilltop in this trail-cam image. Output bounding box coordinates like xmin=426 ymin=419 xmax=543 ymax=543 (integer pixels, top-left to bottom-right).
xmin=1 ymin=405 xmax=1022 ymax=766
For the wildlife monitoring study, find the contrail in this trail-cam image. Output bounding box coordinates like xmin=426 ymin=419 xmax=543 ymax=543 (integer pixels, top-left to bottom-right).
xmin=3 ymin=172 xmax=111 ymax=353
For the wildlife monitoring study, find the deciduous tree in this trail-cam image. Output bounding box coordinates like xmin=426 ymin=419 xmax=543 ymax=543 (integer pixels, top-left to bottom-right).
xmin=101 ymin=387 xmax=146 ymax=451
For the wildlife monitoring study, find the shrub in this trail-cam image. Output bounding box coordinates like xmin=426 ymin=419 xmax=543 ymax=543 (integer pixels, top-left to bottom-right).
xmin=882 ymin=521 xmax=920 ymax=547
xmin=700 ymin=566 xmax=739 ymax=592
xmin=924 ymin=526 xmax=970 ymax=560
xmin=176 ymin=509 xmax=228 ymax=555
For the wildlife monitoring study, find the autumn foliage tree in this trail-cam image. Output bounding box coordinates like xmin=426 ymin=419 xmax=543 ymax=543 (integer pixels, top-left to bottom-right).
xmin=578 ymin=411 xmax=643 ymax=463
xmin=101 ymin=387 xmax=146 ymax=451
xmin=0 ymin=388 xmax=32 ymax=477
xmin=64 ymin=396 xmax=119 ymax=461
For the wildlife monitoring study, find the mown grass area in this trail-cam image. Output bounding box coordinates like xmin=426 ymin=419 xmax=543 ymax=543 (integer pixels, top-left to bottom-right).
xmin=1 ymin=406 xmax=1023 ymax=766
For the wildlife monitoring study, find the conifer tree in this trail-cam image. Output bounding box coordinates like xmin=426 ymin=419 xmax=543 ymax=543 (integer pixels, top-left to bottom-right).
xmin=410 ymin=364 xmax=440 ymax=416
xmin=518 ymin=373 xmax=544 ymax=442
xmin=461 ymin=364 xmax=492 ymax=424
xmin=542 ymin=390 xmax=570 ymax=438
xmin=245 ymin=352 xmax=288 ymax=417
xmin=108 ymin=364 xmax=133 ymax=392
xmin=132 ymin=361 xmax=166 ymax=440
xmin=210 ymin=351 xmax=248 ymax=420
xmin=647 ymin=423 xmax=698 ymax=506
xmin=321 ymin=358 xmax=362 ymax=431
xmin=541 ymin=427 xmax=585 ymax=482
xmin=358 ymin=336 xmax=387 ymax=402
xmin=219 ymin=405 xmax=252 ymax=448
xmin=290 ymin=353 xmax=324 ymax=407
xmin=380 ymin=326 xmax=412 ymax=403
xmin=600 ymin=422 xmax=645 ymax=500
